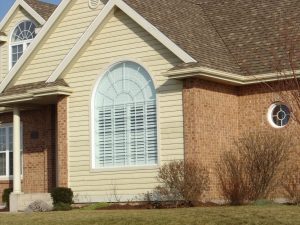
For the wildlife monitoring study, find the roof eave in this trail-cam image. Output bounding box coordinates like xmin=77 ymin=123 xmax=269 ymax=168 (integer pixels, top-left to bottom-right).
xmin=0 ymin=85 xmax=73 ymax=106
xmin=165 ymin=66 xmax=300 ymax=86
xmin=0 ymin=34 xmax=7 ymax=43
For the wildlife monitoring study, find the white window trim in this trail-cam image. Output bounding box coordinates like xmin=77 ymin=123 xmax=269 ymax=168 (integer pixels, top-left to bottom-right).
xmin=90 ymin=60 xmax=161 ymax=171
xmin=267 ymin=102 xmax=291 ymax=129
xmin=10 ymin=41 xmax=31 ymax=70
xmin=0 ymin=123 xmax=23 ymax=181
xmin=9 ymin=20 xmax=36 ymax=70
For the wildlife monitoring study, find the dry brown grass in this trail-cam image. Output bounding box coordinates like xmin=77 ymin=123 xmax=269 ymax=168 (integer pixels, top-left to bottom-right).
xmin=0 ymin=205 xmax=299 ymax=225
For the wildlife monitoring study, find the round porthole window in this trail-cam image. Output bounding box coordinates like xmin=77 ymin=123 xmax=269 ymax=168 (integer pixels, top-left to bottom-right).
xmin=268 ymin=103 xmax=291 ymax=128
xmin=89 ymin=0 xmax=100 ymax=9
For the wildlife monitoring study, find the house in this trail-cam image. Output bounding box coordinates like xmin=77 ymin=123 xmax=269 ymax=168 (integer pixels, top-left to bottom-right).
xmin=0 ymin=0 xmax=299 ymax=211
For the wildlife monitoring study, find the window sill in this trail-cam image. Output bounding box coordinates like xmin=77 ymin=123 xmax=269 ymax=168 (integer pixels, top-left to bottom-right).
xmin=90 ymin=164 xmax=159 ymax=173
xmin=0 ymin=176 xmax=23 ymax=181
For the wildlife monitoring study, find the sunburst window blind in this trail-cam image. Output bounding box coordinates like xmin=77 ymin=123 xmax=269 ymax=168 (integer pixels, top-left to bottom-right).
xmin=93 ymin=61 xmax=158 ymax=168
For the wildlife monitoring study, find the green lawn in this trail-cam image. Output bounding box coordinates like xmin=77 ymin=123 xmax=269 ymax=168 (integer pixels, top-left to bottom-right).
xmin=0 ymin=205 xmax=299 ymax=225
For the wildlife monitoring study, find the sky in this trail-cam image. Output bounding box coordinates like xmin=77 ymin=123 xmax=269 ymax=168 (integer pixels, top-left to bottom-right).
xmin=0 ymin=0 xmax=62 ymax=21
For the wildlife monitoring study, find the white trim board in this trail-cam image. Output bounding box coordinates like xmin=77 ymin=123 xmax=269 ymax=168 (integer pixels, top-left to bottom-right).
xmin=0 ymin=0 xmax=72 ymax=93
xmin=165 ymin=66 xmax=300 ymax=86
xmin=46 ymin=0 xmax=197 ymax=83
xmin=0 ymin=0 xmax=46 ymax=32
xmin=20 ymin=0 xmax=46 ymax=25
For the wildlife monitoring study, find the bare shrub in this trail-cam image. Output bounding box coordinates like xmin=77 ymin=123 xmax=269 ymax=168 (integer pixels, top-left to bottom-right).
xmin=155 ymin=160 xmax=210 ymax=204
xmin=282 ymin=163 xmax=300 ymax=205
xmin=216 ymin=151 xmax=249 ymax=205
xmin=239 ymin=132 xmax=291 ymax=200
xmin=216 ymin=132 xmax=292 ymax=205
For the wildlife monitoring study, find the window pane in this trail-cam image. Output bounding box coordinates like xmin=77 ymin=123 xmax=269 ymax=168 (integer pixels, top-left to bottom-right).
xmin=0 ymin=153 xmax=6 ymax=176
xmin=9 ymin=152 xmax=12 ymax=176
xmin=19 ymin=22 xmax=25 ymax=32
xmin=17 ymin=44 xmax=23 ymax=52
xmin=0 ymin=128 xmax=6 ymax=152
xmin=11 ymin=21 xmax=36 ymax=42
xmin=8 ymin=151 xmax=23 ymax=176
xmin=9 ymin=127 xmax=13 ymax=151
xmin=269 ymin=103 xmax=291 ymax=127
xmin=12 ymin=54 xmax=18 ymax=62
xmin=11 ymin=44 xmax=24 ymax=67
xmin=12 ymin=45 xmax=18 ymax=52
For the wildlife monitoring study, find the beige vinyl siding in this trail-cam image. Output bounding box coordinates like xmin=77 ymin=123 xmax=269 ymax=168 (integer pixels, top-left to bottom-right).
xmin=64 ymin=10 xmax=184 ymax=202
xmin=0 ymin=8 xmax=35 ymax=81
xmin=13 ymin=0 xmax=104 ymax=86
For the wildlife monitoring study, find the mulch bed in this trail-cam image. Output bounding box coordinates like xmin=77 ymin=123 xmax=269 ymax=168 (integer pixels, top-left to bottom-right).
xmin=97 ymin=202 xmax=219 ymax=210
xmin=0 ymin=208 xmax=8 ymax=212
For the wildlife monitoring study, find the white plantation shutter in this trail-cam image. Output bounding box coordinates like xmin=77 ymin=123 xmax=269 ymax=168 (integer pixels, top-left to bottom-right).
xmin=96 ymin=107 xmax=113 ymax=167
xmin=94 ymin=62 xmax=158 ymax=168
xmin=146 ymin=101 xmax=157 ymax=164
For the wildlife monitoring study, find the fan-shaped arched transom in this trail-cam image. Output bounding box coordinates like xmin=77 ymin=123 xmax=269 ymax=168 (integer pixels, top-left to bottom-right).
xmin=95 ymin=61 xmax=156 ymax=107
xmin=11 ymin=21 xmax=36 ymax=43
xmin=10 ymin=21 xmax=36 ymax=68
xmin=93 ymin=61 xmax=158 ymax=168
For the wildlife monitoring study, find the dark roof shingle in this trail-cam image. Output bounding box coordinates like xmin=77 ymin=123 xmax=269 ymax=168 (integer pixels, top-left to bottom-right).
xmin=124 ymin=0 xmax=242 ymax=74
xmin=1 ymin=79 xmax=69 ymax=97
xmin=24 ymin=0 xmax=57 ymax=20
xmin=125 ymin=0 xmax=300 ymax=76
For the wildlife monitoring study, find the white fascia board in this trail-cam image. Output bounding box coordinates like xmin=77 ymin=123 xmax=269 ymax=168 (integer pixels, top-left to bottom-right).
xmin=0 ymin=0 xmax=46 ymax=32
xmin=0 ymin=93 xmax=34 ymax=105
xmin=0 ymin=35 xmax=8 ymax=42
xmin=46 ymin=0 xmax=117 ymax=83
xmin=28 ymin=85 xmax=73 ymax=96
xmin=116 ymin=0 xmax=196 ymax=63
xmin=46 ymin=0 xmax=196 ymax=83
xmin=0 ymin=0 xmax=72 ymax=93
xmin=20 ymin=0 xmax=46 ymax=25
xmin=165 ymin=66 xmax=300 ymax=86
xmin=0 ymin=0 xmax=20 ymax=31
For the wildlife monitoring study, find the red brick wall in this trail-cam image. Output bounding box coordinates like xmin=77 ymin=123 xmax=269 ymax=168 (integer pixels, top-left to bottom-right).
xmin=183 ymin=78 xmax=300 ymax=200
xmin=238 ymin=83 xmax=300 ymax=134
xmin=57 ymin=96 xmax=68 ymax=187
xmin=183 ymin=78 xmax=239 ymax=199
xmin=0 ymin=106 xmax=56 ymax=202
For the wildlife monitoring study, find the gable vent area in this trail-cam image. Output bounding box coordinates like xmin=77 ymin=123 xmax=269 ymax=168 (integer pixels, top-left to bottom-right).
xmin=89 ymin=0 xmax=101 ymax=9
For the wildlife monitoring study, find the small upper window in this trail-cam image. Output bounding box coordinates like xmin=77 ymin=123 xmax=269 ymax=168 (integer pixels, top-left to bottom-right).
xmin=10 ymin=21 xmax=36 ymax=68
xmin=268 ymin=102 xmax=291 ymax=128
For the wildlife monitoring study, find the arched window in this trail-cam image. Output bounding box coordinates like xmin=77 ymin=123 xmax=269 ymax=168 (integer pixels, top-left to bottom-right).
xmin=93 ymin=61 xmax=158 ymax=168
xmin=10 ymin=21 xmax=36 ymax=68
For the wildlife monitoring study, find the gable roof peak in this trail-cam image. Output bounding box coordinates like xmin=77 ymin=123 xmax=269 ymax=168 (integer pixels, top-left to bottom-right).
xmin=23 ymin=0 xmax=58 ymax=20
